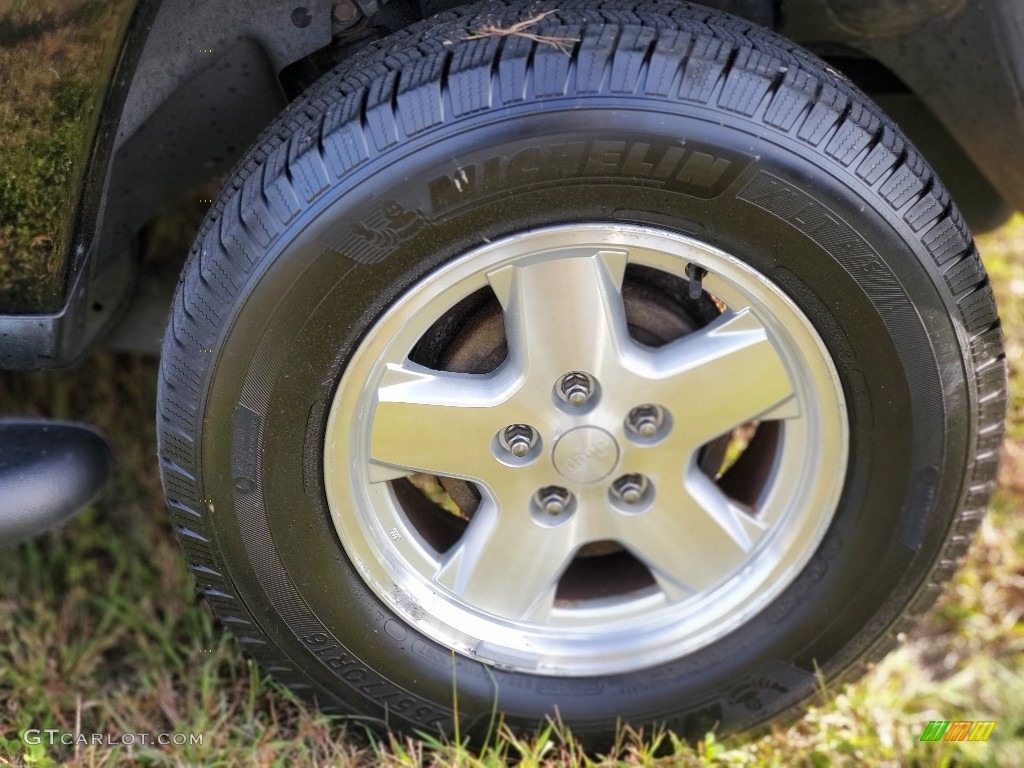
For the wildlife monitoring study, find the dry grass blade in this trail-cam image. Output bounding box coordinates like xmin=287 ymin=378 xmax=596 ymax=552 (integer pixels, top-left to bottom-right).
xmin=464 ymin=10 xmax=578 ymax=54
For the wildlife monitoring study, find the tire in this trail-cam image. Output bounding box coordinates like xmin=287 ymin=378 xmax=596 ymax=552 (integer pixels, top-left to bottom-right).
xmin=157 ymin=0 xmax=1006 ymax=746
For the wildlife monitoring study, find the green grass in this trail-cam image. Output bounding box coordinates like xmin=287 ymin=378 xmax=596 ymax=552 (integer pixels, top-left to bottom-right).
xmin=1 ymin=217 xmax=1023 ymax=766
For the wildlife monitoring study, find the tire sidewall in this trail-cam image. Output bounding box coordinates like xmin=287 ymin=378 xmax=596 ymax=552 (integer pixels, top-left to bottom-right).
xmin=197 ymin=101 xmax=970 ymax=737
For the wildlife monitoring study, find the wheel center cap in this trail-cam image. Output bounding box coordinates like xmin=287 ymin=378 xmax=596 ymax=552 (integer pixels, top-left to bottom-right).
xmin=552 ymin=426 xmax=619 ymax=484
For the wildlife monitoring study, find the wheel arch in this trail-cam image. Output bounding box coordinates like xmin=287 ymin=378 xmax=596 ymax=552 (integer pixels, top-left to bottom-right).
xmin=5 ymin=0 xmax=1017 ymax=368
xmin=106 ymin=0 xmax=1023 ymax=362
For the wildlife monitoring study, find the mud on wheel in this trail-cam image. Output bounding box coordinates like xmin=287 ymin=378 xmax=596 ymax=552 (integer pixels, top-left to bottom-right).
xmin=157 ymin=0 xmax=1005 ymax=746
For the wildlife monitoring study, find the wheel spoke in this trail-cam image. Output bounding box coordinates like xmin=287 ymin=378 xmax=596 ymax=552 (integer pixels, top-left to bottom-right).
xmin=640 ymin=308 xmax=797 ymax=445
xmin=434 ymin=498 xmax=580 ymax=620
xmin=684 ymin=469 xmax=768 ymax=551
xmin=368 ymin=362 xmax=514 ymax=481
xmin=614 ymin=478 xmax=766 ymax=595
xmin=486 ymin=249 xmax=632 ymax=383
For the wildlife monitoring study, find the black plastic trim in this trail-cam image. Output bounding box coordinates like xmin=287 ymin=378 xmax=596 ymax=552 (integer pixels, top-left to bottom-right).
xmin=0 ymin=420 xmax=114 ymax=545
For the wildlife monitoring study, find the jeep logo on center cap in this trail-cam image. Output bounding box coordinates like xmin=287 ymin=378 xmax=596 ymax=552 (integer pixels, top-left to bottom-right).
xmin=552 ymin=426 xmax=620 ymax=484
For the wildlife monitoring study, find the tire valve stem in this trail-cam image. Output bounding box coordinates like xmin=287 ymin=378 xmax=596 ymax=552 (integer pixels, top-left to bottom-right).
xmin=685 ymin=263 xmax=707 ymax=300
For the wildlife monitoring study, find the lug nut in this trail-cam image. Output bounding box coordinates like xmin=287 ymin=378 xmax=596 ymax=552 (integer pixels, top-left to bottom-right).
xmin=502 ymin=424 xmax=535 ymax=457
xmin=612 ymin=474 xmax=648 ymax=506
xmin=535 ymin=486 xmax=572 ymax=516
xmin=621 ymin=486 xmax=642 ymax=504
xmin=627 ymin=404 xmax=666 ymax=439
xmin=559 ymin=372 xmax=593 ymax=407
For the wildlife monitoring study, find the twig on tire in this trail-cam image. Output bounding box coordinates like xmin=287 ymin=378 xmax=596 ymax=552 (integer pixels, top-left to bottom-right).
xmin=464 ymin=10 xmax=578 ymax=54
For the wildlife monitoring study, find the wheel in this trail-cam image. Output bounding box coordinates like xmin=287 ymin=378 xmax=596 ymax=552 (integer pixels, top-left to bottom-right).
xmin=157 ymin=0 xmax=1005 ymax=746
